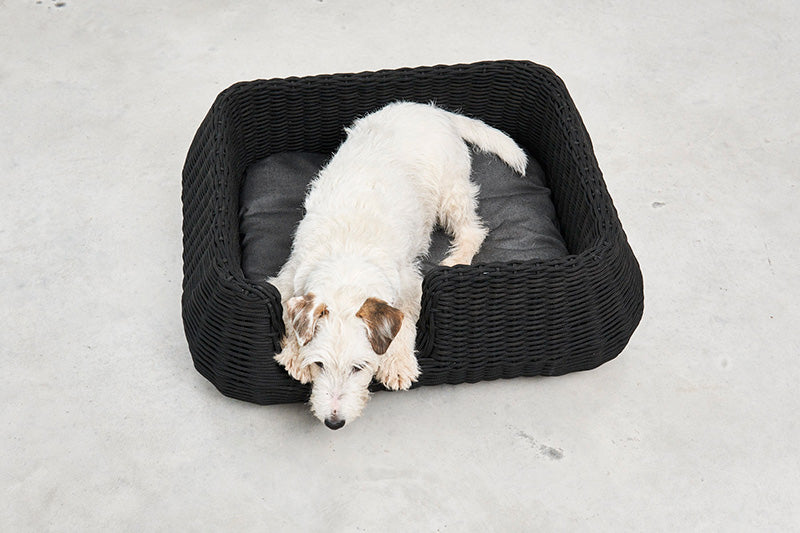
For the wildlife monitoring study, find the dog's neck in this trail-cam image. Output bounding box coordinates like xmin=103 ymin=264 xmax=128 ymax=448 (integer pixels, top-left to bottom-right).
xmin=295 ymin=254 xmax=397 ymax=312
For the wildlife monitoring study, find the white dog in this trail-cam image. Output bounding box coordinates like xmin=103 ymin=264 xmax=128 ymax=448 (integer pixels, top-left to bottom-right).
xmin=270 ymin=102 xmax=527 ymax=429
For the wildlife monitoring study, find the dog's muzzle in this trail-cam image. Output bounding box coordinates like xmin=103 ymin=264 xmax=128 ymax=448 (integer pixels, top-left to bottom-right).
xmin=324 ymin=416 xmax=345 ymax=430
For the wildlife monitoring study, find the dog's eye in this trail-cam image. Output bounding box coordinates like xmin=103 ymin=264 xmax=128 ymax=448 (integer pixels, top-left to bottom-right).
xmin=351 ymin=365 xmax=363 ymax=373
xmin=314 ymin=362 xmax=324 ymax=370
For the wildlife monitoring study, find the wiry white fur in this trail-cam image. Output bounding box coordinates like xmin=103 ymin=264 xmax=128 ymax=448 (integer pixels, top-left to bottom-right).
xmin=270 ymin=102 xmax=527 ymax=429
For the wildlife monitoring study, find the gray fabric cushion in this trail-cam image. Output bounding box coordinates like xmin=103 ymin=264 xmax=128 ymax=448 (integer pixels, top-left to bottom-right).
xmin=240 ymin=149 xmax=568 ymax=280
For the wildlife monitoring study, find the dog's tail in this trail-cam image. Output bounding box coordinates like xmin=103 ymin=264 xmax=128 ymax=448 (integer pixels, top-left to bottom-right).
xmin=445 ymin=111 xmax=528 ymax=175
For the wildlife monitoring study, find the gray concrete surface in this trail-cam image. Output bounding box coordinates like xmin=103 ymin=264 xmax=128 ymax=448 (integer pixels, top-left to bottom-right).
xmin=2 ymin=1 xmax=798 ymax=531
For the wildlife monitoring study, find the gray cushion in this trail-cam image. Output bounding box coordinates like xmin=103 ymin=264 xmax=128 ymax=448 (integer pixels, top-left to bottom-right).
xmin=240 ymin=149 xmax=568 ymax=280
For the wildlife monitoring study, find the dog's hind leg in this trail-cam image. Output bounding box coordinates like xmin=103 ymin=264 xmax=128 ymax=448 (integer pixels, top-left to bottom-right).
xmin=438 ymin=156 xmax=488 ymax=267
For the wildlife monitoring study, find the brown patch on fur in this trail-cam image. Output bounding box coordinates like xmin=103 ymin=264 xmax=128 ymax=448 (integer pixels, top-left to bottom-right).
xmin=287 ymin=293 xmax=328 ymax=346
xmin=356 ymin=297 xmax=404 ymax=355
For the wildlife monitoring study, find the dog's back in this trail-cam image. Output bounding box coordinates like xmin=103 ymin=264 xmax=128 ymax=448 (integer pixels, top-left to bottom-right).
xmin=298 ymin=102 xmax=527 ymax=266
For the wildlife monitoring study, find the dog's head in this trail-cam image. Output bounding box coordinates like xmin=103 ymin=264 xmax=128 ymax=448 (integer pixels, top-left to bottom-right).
xmin=286 ymin=293 xmax=403 ymax=430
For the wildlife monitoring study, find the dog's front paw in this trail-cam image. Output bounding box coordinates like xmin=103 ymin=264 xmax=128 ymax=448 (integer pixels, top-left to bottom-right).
xmin=274 ymin=336 xmax=312 ymax=384
xmin=376 ymin=353 xmax=420 ymax=391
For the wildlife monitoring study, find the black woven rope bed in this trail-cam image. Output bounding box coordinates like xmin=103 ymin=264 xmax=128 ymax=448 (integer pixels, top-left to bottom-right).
xmin=182 ymin=60 xmax=644 ymax=405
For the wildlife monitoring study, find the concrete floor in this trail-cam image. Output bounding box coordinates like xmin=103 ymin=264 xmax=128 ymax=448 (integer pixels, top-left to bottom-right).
xmin=2 ymin=1 xmax=798 ymax=531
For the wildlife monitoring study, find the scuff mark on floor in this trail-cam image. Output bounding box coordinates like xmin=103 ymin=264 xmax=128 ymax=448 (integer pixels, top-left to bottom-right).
xmin=512 ymin=427 xmax=565 ymax=460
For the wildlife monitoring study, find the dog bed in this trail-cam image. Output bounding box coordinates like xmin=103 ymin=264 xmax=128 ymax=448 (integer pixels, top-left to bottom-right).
xmin=182 ymin=60 xmax=644 ymax=405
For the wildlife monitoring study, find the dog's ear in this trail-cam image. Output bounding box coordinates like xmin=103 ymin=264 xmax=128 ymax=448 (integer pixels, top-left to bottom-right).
xmin=286 ymin=293 xmax=328 ymax=346
xmin=356 ymin=298 xmax=404 ymax=355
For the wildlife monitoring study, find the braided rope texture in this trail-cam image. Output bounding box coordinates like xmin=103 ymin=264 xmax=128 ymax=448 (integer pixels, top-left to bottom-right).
xmin=182 ymin=60 xmax=644 ymax=405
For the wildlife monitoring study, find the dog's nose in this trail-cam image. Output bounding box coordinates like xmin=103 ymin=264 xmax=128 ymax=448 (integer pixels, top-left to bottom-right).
xmin=324 ymin=417 xmax=345 ymax=430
